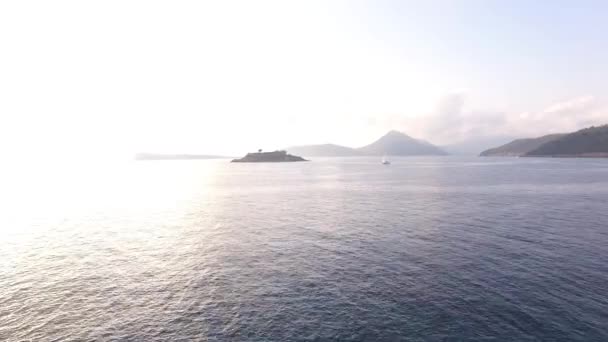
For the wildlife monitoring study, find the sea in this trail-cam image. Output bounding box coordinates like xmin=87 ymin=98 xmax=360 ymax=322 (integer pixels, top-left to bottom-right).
xmin=1 ymin=157 xmax=607 ymax=341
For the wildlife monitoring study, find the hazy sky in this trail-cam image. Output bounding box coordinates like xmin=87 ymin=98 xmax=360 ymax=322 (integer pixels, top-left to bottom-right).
xmin=2 ymin=0 xmax=607 ymax=158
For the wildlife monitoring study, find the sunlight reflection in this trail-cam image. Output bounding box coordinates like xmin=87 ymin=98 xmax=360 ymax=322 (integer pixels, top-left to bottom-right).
xmin=0 ymin=158 xmax=223 ymax=237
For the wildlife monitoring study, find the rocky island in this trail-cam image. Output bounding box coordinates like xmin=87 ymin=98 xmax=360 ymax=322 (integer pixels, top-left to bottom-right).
xmin=231 ymin=150 xmax=308 ymax=163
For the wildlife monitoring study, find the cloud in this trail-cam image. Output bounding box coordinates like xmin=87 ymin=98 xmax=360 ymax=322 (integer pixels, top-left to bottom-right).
xmin=509 ymin=95 xmax=604 ymax=137
xmin=544 ymin=95 xmax=596 ymax=114
xmin=405 ymin=93 xmax=608 ymax=144
xmin=404 ymin=92 xmax=507 ymax=144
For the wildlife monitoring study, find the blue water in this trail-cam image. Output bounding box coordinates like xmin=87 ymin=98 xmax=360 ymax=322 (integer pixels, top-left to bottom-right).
xmin=1 ymin=157 xmax=608 ymax=341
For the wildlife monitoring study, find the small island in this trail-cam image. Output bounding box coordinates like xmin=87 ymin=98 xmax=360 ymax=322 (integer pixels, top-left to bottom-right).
xmin=231 ymin=150 xmax=308 ymax=163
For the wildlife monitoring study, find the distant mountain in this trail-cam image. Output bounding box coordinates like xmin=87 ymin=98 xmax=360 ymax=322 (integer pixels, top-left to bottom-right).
xmin=286 ymin=144 xmax=360 ymax=157
xmin=442 ymin=136 xmax=516 ymax=156
xmin=357 ymin=130 xmax=447 ymax=156
xmin=135 ymin=153 xmax=226 ymax=160
xmin=525 ymin=125 xmax=608 ymax=157
xmin=285 ymin=131 xmax=446 ymax=157
xmin=479 ymin=134 xmax=566 ymax=157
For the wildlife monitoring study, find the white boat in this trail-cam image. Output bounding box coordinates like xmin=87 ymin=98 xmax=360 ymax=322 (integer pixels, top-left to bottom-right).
xmin=382 ymin=155 xmax=391 ymax=165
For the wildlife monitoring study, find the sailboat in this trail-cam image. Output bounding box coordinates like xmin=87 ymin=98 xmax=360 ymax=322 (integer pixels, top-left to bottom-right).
xmin=382 ymin=155 xmax=391 ymax=165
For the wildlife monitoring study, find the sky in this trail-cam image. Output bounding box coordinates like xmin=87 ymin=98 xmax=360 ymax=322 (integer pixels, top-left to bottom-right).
xmin=1 ymin=0 xmax=608 ymax=158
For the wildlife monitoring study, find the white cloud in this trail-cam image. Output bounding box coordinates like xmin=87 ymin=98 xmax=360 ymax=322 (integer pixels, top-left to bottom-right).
xmin=404 ymin=93 xmax=608 ymax=145
xmin=507 ymin=95 xmax=606 ymax=137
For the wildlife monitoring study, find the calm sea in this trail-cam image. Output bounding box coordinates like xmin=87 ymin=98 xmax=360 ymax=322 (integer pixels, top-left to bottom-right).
xmin=1 ymin=157 xmax=608 ymax=341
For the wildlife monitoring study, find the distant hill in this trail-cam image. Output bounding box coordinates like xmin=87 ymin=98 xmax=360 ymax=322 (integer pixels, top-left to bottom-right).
xmin=285 ymin=131 xmax=446 ymax=157
xmin=286 ymin=144 xmax=360 ymax=157
xmin=135 ymin=153 xmax=226 ymax=160
xmin=525 ymin=125 xmax=608 ymax=157
xmin=357 ymin=130 xmax=447 ymax=156
xmin=443 ymin=136 xmax=516 ymax=155
xmin=479 ymin=134 xmax=566 ymax=157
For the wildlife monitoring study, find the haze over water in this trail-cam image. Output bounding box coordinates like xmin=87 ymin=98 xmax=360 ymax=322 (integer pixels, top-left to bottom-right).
xmin=2 ymin=157 xmax=608 ymax=341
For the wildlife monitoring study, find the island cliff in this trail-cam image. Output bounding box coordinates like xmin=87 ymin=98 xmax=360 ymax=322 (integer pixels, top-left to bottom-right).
xmin=231 ymin=150 xmax=308 ymax=163
xmin=479 ymin=134 xmax=566 ymax=157
xmin=480 ymin=124 xmax=608 ymax=158
xmin=525 ymin=125 xmax=608 ymax=157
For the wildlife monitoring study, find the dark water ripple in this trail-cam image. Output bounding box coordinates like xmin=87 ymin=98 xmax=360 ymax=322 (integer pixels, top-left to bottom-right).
xmin=1 ymin=157 xmax=608 ymax=341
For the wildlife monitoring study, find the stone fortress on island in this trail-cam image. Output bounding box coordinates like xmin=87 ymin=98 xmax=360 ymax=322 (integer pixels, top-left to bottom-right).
xmin=231 ymin=150 xmax=308 ymax=163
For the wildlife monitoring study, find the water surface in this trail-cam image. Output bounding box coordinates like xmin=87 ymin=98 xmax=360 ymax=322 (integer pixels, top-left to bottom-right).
xmin=1 ymin=157 xmax=608 ymax=341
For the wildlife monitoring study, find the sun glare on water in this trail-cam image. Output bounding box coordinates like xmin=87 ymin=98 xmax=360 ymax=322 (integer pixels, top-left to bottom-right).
xmin=0 ymin=156 xmax=223 ymax=237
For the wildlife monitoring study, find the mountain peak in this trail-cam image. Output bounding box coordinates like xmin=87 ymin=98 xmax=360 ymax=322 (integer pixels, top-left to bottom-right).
xmin=384 ymin=130 xmax=410 ymax=138
xmin=284 ymin=130 xmax=447 ymax=157
xmin=358 ymin=130 xmax=447 ymax=156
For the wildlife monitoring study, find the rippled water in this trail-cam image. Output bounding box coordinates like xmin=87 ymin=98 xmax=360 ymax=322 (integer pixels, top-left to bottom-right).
xmin=1 ymin=157 xmax=608 ymax=341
